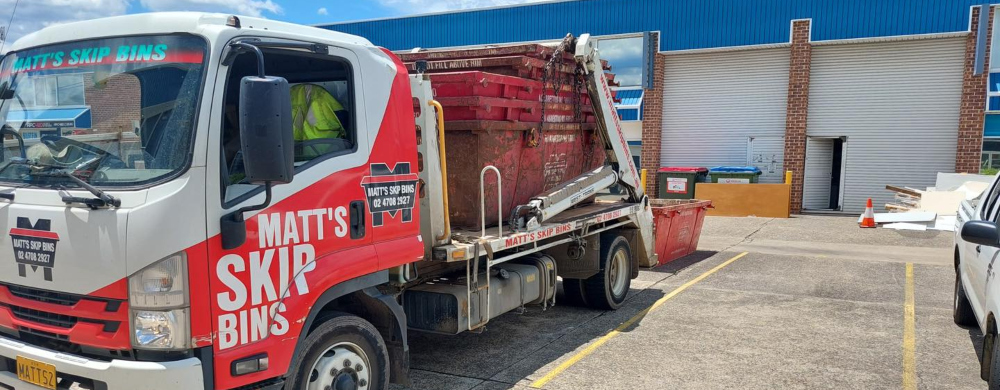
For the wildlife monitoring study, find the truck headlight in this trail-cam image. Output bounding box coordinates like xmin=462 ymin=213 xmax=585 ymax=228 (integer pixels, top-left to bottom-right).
xmin=129 ymin=253 xmax=191 ymax=350
xmin=132 ymin=308 xmax=190 ymax=350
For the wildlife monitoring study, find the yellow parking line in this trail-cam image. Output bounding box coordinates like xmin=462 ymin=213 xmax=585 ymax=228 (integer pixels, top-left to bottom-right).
xmin=530 ymin=251 xmax=750 ymax=388
xmin=902 ymin=263 xmax=916 ymax=390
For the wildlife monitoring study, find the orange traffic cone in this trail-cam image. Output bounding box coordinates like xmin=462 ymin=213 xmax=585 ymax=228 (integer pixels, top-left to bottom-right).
xmin=860 ymin=198 xmax=876 ymax=228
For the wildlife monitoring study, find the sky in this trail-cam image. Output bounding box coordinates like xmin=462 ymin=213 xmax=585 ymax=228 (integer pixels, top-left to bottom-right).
xmin=0 ymin=0 xmax=554 ymax=46
xmin=0 ymin=0 xmax=644 ymax=85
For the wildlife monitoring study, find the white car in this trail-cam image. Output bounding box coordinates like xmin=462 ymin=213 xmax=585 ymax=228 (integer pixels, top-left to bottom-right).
xmin=956 ymin=173 xmax=1000 ymax=388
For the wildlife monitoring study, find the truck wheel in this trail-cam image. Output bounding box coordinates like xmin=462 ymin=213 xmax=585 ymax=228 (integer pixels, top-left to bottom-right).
xmin=583 ymin=235 xmax=632 ymax=310
xmin=285 ymin=313 xmax=390 ymax=390
xmin=955 ymin=272 xmax=977 ymax=326
xmin=561 ymin=278 xmax=588 ymax=306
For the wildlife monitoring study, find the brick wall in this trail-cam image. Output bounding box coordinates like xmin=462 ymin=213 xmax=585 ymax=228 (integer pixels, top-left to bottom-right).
xmin=956 ymin=6 xmax=994 ymax=174
xmin=783 ymin=20 xmax=812 ymax=214
xmin=84 ymin=74 xmax=141 ymax=134
xmin=640 ymin=32 xmax=664 ymax=196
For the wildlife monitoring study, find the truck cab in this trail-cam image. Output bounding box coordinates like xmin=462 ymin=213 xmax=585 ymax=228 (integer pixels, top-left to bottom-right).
xmin=0 ymin=13 xmax=419 ymax=390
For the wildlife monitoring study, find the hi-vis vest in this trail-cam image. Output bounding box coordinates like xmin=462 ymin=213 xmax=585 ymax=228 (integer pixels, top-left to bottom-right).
xmin=290 ymin=84 xmax=345 ymax=141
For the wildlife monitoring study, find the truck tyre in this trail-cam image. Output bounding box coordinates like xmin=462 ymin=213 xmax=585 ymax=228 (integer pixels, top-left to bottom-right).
xmin=285 ymin=312 xmax=390 ymax=390
xmin=561 ymin=278 xmax=588 ymax=306
xmin=955 ymin=272 xmax=977 ymax=326
xmin=583 ymin=235 xmax=632 ymax=310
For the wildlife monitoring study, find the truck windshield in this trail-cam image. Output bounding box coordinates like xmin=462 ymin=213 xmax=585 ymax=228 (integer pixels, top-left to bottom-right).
xmin=0 ymin=34 xmax=206 ymax=188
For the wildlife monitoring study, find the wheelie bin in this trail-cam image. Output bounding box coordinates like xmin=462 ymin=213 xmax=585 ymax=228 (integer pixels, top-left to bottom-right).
xmin=657 ymin=167 xmax=708 ymax=199
xmin=708 ymin=166 xmax=762 ymax=184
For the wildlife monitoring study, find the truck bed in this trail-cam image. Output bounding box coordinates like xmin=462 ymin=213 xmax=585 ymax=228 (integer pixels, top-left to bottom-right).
xmin=433 ymin=200 xmax=642 ymax=264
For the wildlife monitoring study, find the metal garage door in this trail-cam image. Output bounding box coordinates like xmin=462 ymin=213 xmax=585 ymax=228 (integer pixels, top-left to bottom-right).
xmin=808 ymin=37 xmax=965 ymax=213
xmin=660 ymin=48 xmax=790 ymax=183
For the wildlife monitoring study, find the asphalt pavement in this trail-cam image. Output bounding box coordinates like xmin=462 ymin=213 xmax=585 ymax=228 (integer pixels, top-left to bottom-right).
xmin=393 ymin=215 xmax=981 ymax=389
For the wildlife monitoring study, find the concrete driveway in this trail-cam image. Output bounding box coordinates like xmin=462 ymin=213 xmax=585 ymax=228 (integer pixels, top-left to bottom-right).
xmin=394 ymin=215 xmax=981 ymax=389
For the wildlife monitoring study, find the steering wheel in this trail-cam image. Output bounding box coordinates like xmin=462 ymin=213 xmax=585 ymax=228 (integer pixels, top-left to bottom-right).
xmin=35 ymin=138 xmax=83 ymax=166
xmin=41 ymin=138 xmax=59 ymax=150
xmin=294 ymin=138 xmax=351 ymax=161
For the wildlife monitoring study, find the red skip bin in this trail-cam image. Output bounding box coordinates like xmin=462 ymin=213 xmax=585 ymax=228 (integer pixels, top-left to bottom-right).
xmin=650 ymin=199 xmax=713 ymax=266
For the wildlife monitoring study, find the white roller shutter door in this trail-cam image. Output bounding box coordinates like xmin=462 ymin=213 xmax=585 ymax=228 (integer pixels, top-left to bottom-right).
xmin=660 ymin=48 xmax=790 ymax=183
xmin=808 ymin=37 xmax=965 ymax=213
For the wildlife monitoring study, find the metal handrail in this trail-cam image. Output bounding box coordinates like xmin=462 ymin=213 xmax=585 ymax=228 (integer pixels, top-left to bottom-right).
xmin=428 ymin=100 xmax=451 ymax=243
xmin=466 ymin=239 xmax=492 ymax=332
xmin=480 ymin=166 xmax=502 ymax=238
xmin=470 ymin=165 xmax=502 ymax=331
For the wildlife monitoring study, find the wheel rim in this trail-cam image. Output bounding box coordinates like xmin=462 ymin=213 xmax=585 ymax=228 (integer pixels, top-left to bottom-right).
xmin=307 ymin=341 xmax=371 ymax=390
xmin=609 ymin=248 xmax=629 ymax=298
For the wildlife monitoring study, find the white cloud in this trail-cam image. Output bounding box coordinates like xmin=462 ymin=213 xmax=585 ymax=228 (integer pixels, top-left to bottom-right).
xmin=0 ymin=0 xmax=285 ymax=53
xmin=614 ymin=66 xmax=642 ymax=87
xmin=377 ymin=0 xmax=550 ymax=14
xmin=0 ymin=0 xmax=129 ymax=51
xmin=598 ymin=38 xmax=644 ymax=87
xmin=139 ymin=0 xmax=282 ymax=17
xmin=317 ymin=7 xmax=328 ymax=16
xmin=598 ymin=37 xmax=643 ymax=61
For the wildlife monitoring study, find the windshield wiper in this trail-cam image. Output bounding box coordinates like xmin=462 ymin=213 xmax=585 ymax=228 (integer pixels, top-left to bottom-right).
xmin=9 ymin=160 xmax=121 ymax=209
xmin=54 ymin=171 xmax=121 ymax=209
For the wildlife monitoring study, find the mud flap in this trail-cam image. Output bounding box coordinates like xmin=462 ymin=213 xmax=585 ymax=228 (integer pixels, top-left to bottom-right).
xmin=362 ymin=287 xmax=411 ymax=385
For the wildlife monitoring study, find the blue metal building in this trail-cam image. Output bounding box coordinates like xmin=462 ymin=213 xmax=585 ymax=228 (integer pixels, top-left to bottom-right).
xmin=323 ymin=1 xmax=1000 ymax=214
xmin=322 ymin=0 xmax=994 ymax=52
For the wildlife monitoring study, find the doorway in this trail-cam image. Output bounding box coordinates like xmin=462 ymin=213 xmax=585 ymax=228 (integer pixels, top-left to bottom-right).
xmin=803 ymin=137 xmax=847 ymax=211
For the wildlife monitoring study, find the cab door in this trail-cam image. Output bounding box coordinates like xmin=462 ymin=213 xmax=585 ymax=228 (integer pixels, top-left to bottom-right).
xmin=203 ymin=40 xmax=377 ymax=389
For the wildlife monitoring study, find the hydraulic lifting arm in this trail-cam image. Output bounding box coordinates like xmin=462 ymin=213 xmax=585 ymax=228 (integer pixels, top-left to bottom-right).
xmin=510 ymin=34 xmax=647 ymax=231
xmin=575 ymin=34 xmax=645 ymax=201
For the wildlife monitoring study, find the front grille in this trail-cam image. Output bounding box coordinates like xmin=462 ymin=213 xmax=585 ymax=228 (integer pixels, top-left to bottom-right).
xmin=0 ymin=283 xmax=132 ymax=363
xmin=18 ymin=326 xmax=69 ymax=341
xmin=10 ymin=305 xmax=78 ymax=328
xmin=8 ymin=285 xmax=82 ymax=306
xmin=6 ymin=326 xmax=133 ymax=362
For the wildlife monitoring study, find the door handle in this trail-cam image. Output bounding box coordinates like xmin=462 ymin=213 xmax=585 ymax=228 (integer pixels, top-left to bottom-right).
xmin=978 ymin=245 xmax=983 ymax=254
xmin=350 ymin=200 xmax=366 ymax=239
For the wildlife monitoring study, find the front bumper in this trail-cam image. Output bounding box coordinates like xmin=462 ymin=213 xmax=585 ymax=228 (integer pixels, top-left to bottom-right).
xmin=0 ymin=335 xmax=204 ymax=390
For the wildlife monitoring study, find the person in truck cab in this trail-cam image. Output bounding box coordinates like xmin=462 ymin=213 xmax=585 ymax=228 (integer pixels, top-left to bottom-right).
xmin=224 ymin=82 xmax=351 ymax=184
xmin=290 ymin=83 xmax=349 ymax=159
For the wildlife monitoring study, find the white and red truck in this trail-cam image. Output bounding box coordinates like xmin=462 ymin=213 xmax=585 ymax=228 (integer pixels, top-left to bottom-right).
xmin=0 ymin=13 xmax=656 ymax=390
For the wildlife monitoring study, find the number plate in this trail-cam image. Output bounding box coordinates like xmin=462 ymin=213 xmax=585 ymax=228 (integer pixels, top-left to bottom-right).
xmin=16 ymin=356 xmax=57 ymax=390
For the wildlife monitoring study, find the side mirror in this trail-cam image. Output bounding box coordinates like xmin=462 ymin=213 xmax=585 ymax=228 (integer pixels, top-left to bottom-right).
xmin=221 ymin=42 xmax=294 ymax=250
xmin=239 ymin=75 xmax=293 ymax=184
xmin=962 ymin=221 xmax=1000 ymax=247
